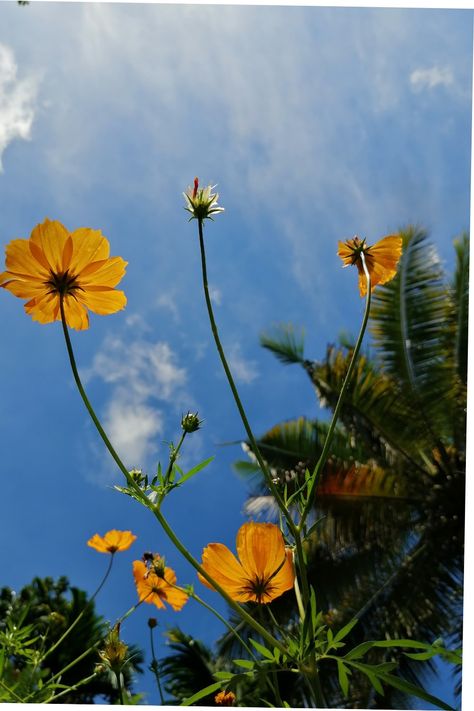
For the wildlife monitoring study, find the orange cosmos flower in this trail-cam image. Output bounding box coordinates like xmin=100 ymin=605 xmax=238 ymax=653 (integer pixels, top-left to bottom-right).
xmin=0 ymin=218 xmax=127 ymax=330
xmin=199 ymin=522 xmax=294 ymax=604
xmin=215 ymin=690 xmax=236 ymax=706
xmin=337 ymin=234 xmax=403 ymax=297
xmin=133 ymin=559 xmax=188 ymax=611
xmin=87 ymin=530 xmax=137 ymax=554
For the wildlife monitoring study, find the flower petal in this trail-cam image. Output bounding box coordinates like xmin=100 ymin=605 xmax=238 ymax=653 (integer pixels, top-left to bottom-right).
xmin=30 ymin=219 xmax=70 ymax=273
xmin=63 ymin=294 xmax=89 ymax=330
xmin=199 ymin=543 xmax=248 ymax=599
xmin=4 ymin=238 xmax=50 ymax=279
xmin=69 ymin=228 xmax=111 ymax=274
xmin=236 ymin=522 xmax=286 ymax=582
xmin=76 ymin=287 xmax=127 ymax=316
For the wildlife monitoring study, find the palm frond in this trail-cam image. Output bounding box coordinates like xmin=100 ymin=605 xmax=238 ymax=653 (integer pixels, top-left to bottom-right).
xmin=260 ymin=323 xmax=306 ymax=365
xmin=161 ymin=627 xmax=217 ymax=704
xmin=370 ymin=226 xmax=454 ymax=444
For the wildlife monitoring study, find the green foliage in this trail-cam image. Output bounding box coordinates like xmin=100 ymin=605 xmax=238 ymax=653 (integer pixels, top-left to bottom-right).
xmin=237 ymin=227 xmax=466 ymax=707
xmin=0 ymin=576 xmax=143 ymax=703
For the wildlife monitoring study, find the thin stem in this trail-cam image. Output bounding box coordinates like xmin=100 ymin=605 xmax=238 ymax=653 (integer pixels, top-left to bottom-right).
xmin=59 ymin=297 xmax=135 ymax=487
xmin=59 ymin=303 xmax=286 ymax=656
xmin=170 ymin=582 xmax=257 ymax=659
xmin=115 ymin=670 xmax=125 ymax=705
xmin=149 ymin=627 xmax=165 ymax=705
xmin=299 ymin=252 xmax=372 ymax=531
xmin=196 ymin=219 xmax=299 ymax=543
xmin=44 ymin=673 xmax=98 ymax=704
xmin=42 ymin=554 xmax=114 ymax=662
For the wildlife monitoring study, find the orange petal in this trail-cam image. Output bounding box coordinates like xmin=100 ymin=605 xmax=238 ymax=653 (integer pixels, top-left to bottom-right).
xmin=4 ymin=238 xmax=50 ymax=279
xmin=76 ymin=287 xmax=127 ymax=316
xmin=69 ymin=227 xmax=111 ymax=274
xmin=87 ymin=534 xmax=111 ymax=553
xmin=30 ymin=219 xmax=70 ymax=274
xmin=79 ymin=256 xmax=128 ymax=287
xmin=266 ymin=549 xmax=295 ymax=600
xmin=0 ymin=277 xmax=47 ymax=299
xmin=62 ymin=295 xmax=89 ymax=330
xmin=236 ymin=522 xmax=286 ymax=582
xmin=24 ymin=292 xmax=60 ymax=324
xmin=199 ymin=543 xmax=247 ymax=598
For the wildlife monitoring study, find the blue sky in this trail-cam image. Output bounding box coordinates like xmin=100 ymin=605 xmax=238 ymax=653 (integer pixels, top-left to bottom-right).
xmin=0 ymin=2 xmax=471 ymax=708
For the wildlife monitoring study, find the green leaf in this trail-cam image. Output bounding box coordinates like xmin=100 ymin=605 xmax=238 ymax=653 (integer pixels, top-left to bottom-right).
xmin=234 ymin=659 xmax=254 ymax=670
xmin=337 ymin=660 xmax=350 ymax=697
xmin=181 ymin=681 xmax=223 ymax=706
xmin=379 ymin=672 xmax=455 ymax=711
xmin=260 ymin=324 xmax=305 ymax=365
xmin=344 ymin=641 xmax=375 ymax=660
xmin=213 ymin=671 xmax=234 ymax=680
xmin=249 ymin=638 xmax=275 ymax=660
xmin=333 ymin=617 xmax=358 ymax=643
xmin=179 ymin=457 xmax=214 ymax=484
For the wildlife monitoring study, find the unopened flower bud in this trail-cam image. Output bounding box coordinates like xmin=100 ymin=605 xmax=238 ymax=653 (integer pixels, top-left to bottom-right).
xmin=148 ymin=617 xmax=158 ymax=629
xmin=183 ymin=178 xmax=225 ymax=222
xmin=99 ymin=627 xmax=128 ymax=674
xmin=181 ymin=411 xmax=202 ymax=433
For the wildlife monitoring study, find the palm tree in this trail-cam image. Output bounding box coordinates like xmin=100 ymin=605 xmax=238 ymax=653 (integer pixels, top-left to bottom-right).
xmin=232 ymin=226 xmax=466 ymax=707
xmin=0 ymin=576 xmax=144 ymax=703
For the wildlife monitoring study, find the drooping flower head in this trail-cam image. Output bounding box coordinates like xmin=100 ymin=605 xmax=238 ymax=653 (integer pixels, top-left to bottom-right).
xmin=215 ymin=690 xmax=236 ymax=706
xmin=183 ymin=178 xmax=225 ymax=221
xmin=199 ymin=522 xmax=294 ymax=604
xmin=337 ymin=234 xmax=403 ymax=297
xmin=0 ymin=219 xmax=127 ymax=330
xmin=87 ymin=529 xmax=137 ymax=554
xmin=133 ymin=557 xmax=188 ymax=611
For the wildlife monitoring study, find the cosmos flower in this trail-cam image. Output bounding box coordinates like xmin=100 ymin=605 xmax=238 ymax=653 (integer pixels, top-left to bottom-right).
xmin=0 ymin=218 xmax=127 ymax=330
xmin=87 ymin=530 xmax=137 ymax=554
xmin=337 ymin=234 xmax=403 ymax=297
xmin=133 ymin=559 xmax=188 ymax=611
xmin=215 ymin=691 xmax=236 ymax=706
xmin=199 ymin=522 xmax=294 ymax=604
xmin=183 ymin=177 xmax=224 ymax=221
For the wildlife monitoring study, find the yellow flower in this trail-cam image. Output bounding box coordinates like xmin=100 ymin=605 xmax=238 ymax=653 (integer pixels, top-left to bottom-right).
xmin=183 ymin=177 xmax=224 ymax=221
xmin=87 ymin=530 xmax=137 ymax=554
xmin=199 ymin=522 xmax=294 ymax=604
xmin=215 ymin=690 xmax=236 ymax=706
xmin=337 ymin=234 xmax=403 ymax=297
xmin=0 ymin=218 xmax=127 ymax=330
xmin=133 ymin=560 xmax=188 ymax=611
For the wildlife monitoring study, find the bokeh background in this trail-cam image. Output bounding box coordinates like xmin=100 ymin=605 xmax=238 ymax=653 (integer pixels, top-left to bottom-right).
xmin=0 ymin=2 xmax=471 ymax=708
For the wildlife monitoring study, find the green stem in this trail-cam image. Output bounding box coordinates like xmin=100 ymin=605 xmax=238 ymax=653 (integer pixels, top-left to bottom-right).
xmin=59 ymin=303 xmax=286 ymax=656
xmin=172 ymin=583 xmax=257 ymax=659
xmin=59 ymin=297 xmax=136 ymax=487
xmin=44 ymin=673 xmax=98 ymax=704
xmin=42 ymin=554 xmax=114 ymax=662
xmin=149 ymin=627 xmax=165 ymax=705
xmin=116 ymin=670 xmax=125 ymax=705
xmin=299 ymin=252 xmax=372 ymax=530
xmin=196 ymin=219 xmax=299 ymax=542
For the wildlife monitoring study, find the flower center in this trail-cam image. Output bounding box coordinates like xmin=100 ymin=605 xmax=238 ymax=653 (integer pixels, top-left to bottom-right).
xmin=44 ymin=269 xmax=80 ymax=296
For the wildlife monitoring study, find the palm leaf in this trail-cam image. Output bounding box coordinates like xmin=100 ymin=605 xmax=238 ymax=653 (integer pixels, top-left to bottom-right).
xmin=369 ymin=227 xmax=454 ymax=445
xmin=260 ymin=324 xmax=306 ymax=365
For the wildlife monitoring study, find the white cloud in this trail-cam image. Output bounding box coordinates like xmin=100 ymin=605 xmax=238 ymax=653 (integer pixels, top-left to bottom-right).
xmin=103 ymin=395 xmax=163 ymax=467
xmin=409 ymin=65 xmax=454 ymax=92
xmin=0 ymin=43 xmax=37 ymax=170
xmin=85 ymin=336 xmax=186 ymax=401
xmin=226 ymin=343 xmax=259 ymax=385
xmin=156 ymin=293 xmax=180 ymax=323
xmin=209 ymin=286 xmax=222 ymax=306
xmin=83 ymin=334 xmax=189 ymax=480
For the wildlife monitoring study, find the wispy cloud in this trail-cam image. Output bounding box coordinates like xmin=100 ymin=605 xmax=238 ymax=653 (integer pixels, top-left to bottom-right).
xmin=83 ymin=333 xmax=189 ymax=480
xmin=409 ymin=65 xmax=454 ymax=92
xmin=226 ymin=343 xmax=259 ymax=385
xmin=0 ymin=43 xmax=37 ymax=170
